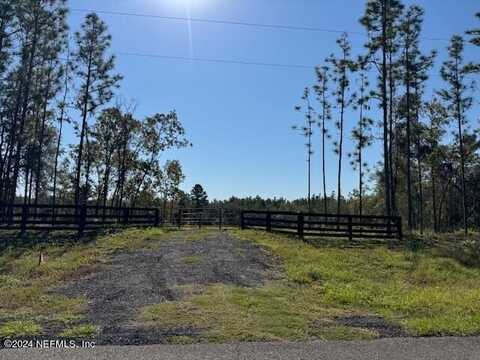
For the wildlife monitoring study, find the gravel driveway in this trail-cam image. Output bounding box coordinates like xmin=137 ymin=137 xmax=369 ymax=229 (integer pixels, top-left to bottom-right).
xmin=56 ymin=230 xmax=278 ymax=345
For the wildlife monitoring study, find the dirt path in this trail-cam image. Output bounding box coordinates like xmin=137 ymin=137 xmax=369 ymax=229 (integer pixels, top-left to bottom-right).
xmin=56 ymin=230 xmax=277 ymax=345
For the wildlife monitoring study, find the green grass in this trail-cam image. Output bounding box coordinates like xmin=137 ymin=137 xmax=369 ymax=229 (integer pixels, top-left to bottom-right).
xmin=3 ymin=226 xmax=479 ymax=342
xmin=0 ymin=321 xmax=42 ymax=338
xmin=60 ymin=324 xmax=98 ymax=338
xmin=139 ymin=229 xmax=480 ymax=341
xmin=182 ymin=255 xmax=203 ymax=265
xmin=141 ymin=284 xmax=376 ymax=342
xmin=0 ymin=227 xmax=178 ymax=338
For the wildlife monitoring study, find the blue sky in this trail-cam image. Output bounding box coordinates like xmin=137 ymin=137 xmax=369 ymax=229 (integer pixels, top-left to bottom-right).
xmin=66 ymin=0 xmax=479 ymax=201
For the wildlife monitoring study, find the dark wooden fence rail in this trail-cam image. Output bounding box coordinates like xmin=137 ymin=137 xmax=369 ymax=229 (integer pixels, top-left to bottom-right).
xmin=241 ymin=210 xmax=402 ymax=241
xmin=0 ymin=204 xmax=160 ymax=234
xmin=0 ymin=205 xmax=402 ymax=241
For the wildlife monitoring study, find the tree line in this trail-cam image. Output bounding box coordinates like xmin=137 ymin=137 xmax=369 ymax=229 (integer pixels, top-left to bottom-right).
xmin=292 ymin=1 xmax=480 ymax=234
xmin=0 ymin=1 xmax=190 ymax=213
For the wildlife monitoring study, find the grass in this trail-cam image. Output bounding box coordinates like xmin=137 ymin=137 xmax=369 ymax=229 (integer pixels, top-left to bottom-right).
xmin=141 ymin=284 xmax=376 ymax=342
xmin=0 ymin=321 xmax=42 ymax=338
xmin=182 ymin=255 xmax=203 ymax=265
xmin=0 ymin=227 xmax=178 ymax=338
xmin=139 ymin=229 xmax=480 ymax=342
xmin=60 ymin=324 xmax=98 ymax=338
xmin=2 ymin=226 xmax=479 ymax=342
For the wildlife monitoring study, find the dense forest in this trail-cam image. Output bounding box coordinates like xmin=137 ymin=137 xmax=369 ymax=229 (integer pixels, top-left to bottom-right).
xmin=0 ymin=1 xmax=479 ymax=235
xmin=0 ymin=1 xmax=190 ymax=214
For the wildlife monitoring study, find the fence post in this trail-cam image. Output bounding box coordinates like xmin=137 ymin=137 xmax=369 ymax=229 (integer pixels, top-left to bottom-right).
xmin=122 ymin=207 xmax=129 ymax=225
xmin=348 ymin=215 xmax=353 ymax=241
xmin=21 ymin=204 xmax=28 ymax=234
xmin=397 ymin=217 xmax=403 ymax=240
xmin=386 ymin=217 xmax=392 ymax=238
xmin=78 ymin=204 xmax=87 ymax=237
xmin=219 ymin=208 xmax=223 ymax=230
xmin=298 ymin=213 xmax=304 ymax=240
xmin=154 ymin=208 xmax=160 ymax=227
xmin=240 ymin=211 xmax=245 ymax=230
xmin=178 ymin=209 xmax=183 ymax=229
xmin=266 ymin=211 xmax=272 ymax=232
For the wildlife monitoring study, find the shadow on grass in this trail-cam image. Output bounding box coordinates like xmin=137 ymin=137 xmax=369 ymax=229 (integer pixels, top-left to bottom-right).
xmin=0 ymin=226 xmax=128 ymax=254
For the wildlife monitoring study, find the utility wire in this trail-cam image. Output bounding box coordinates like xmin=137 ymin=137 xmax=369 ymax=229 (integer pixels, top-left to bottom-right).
xmin=70 ymin=8 xmax=461 ymax=43
xmin=117 ymin=51 xmax=315 ymax=69
xmin=71 ymin=8 xmax=363 ymax=36
xmin=66 ymin=8 xmax=477 ymax=72
xmin=116 ymin=52 xmax=456 ymax=79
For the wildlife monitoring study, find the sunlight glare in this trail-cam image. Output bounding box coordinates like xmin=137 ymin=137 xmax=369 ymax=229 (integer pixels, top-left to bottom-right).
xmin=171 ymin=0 xmax=207 ymax=9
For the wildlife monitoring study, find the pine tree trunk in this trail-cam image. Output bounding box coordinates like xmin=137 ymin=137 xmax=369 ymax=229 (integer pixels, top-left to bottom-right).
xmin=388 ymin=49 xmax=396 ymax=213
xmin=52 ymin=77 xmax=69 ymax=207
xmin=454 ymin=59 xmax=468 ymax=234
xmin=431 ymin=166 xmax=438 ymax=232
xmin=34 ymin=64 xmax=54 ymax=206
xmin=358 ymin=95 xmax=364 ymax=217
xmin=414 ymin=86 xmax=424 ymax=234
xmin=381 ymin=0 xmax=391 ymax=217
xmin=337 ymin=88 xmax=345 ymax=216
xmin=405 ymin=43 xmax=413 ymax=231
xmin=75 ymin=53 xmax=93 ymax=207
xmin=321 ymin=93 xmax=328 ymax=214
xmin=307 ymin=106 xmax=312 ymax=213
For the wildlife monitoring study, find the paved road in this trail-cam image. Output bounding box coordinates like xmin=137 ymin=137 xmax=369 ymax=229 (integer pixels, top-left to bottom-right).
xmin=1 ymin=337 xmax=480 ymax=360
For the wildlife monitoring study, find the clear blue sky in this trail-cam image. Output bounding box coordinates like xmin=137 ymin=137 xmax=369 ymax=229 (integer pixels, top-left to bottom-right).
xmin=66 ymin=0 xmax=479 ymax=201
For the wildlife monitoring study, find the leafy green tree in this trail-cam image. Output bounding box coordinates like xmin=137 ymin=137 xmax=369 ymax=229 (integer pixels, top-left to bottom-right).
xmin=131 ymin=111 xmax=190 ymax=205
xmin=157 ymin=160 xmax=184 ymax=220
xmin=93 ymin=107 xmax=122 ymax=208
xmin=111 ymin=110 xmax=140 ymax=207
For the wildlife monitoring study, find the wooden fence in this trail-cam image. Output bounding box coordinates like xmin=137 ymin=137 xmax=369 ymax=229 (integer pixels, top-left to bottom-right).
xmin=0 ymin=204 xmax=402 ymax=241
xmin=241 ymin=210 xmax=402 ymax=240
xmin=0 ymin=204 xmax=160 ymax=234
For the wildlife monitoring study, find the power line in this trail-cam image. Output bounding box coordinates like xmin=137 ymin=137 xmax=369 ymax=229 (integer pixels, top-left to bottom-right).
xmin=70 ymin=8 xmax=459 ymax=43
xmin=116 ymin=52 xmax=454 ymax=79
xmin=117 ymin=51 xmax=315 ymax=70
xmin=70 ymin=8 xmax=364 ymax=36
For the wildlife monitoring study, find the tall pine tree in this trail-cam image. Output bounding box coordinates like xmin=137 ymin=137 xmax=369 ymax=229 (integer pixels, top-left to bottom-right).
xmin=360 ymin=0 xmax=404 ymax=216
xmin=327 ymin=33 xmax=356 ymax=215
xmin=438 ymin=36 xmax=474 ymax=234
xmin=72 ymin=13 xmax=122 ymax=206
